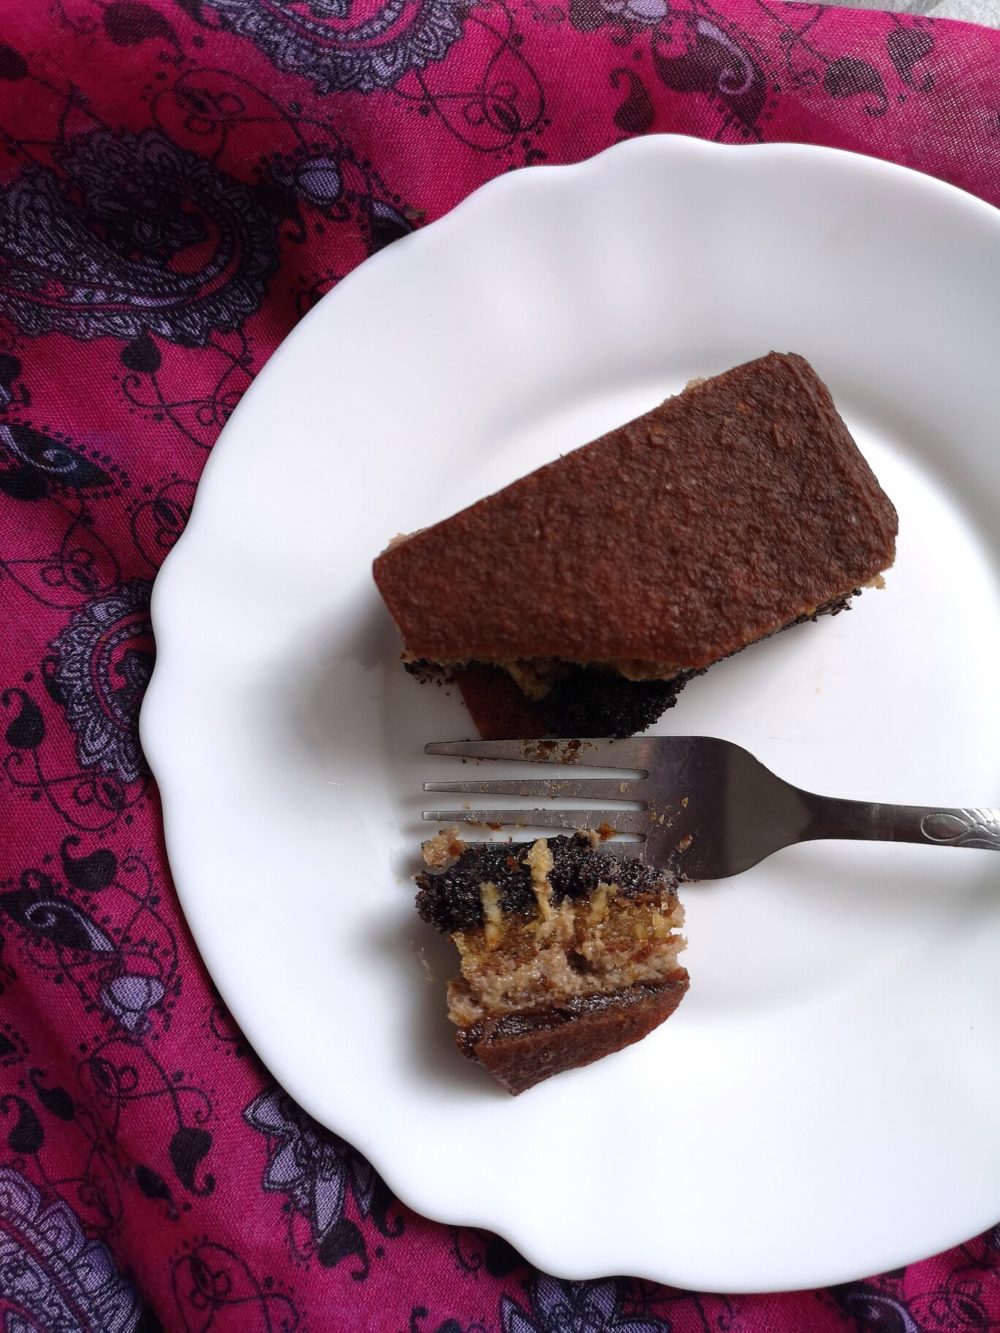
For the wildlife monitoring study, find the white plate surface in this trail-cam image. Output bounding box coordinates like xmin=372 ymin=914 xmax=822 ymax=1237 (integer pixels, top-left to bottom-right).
xmin=142 ymin=136 xmax=1000 ymax=1292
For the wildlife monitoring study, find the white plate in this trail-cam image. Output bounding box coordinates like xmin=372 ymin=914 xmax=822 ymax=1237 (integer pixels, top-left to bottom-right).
xmin=142 ymin=136 xmax=1000 ymax=1293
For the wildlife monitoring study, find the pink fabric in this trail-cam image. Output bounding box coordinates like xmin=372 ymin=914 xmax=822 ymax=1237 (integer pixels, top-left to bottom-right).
xmin=0 ymin=1 xmax=997 ymax=1329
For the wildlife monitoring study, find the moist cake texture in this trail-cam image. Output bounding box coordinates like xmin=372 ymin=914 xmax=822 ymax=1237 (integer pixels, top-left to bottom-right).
xmin=374 ymin=352 xmax=898 ymax=737
xmin=417 ymin=832 xmax=689 ymax=1094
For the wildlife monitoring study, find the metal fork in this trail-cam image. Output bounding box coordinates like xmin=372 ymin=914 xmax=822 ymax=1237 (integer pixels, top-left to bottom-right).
xmin=423 ymin=736 xmax=1000 ymax=880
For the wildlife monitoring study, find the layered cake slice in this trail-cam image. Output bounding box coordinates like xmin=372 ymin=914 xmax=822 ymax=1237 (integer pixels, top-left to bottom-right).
xmin=374 ymin=352 xmax=898 ymax=737
xmin=416 ymin=831 xmax=688 ymax=1095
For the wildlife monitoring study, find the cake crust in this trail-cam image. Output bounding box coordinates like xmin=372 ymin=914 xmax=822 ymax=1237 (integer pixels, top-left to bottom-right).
xmin=456 ymin=979 xmax=689 ymax=1096
xmin=373 ymin=352 xmax=897 ymax=671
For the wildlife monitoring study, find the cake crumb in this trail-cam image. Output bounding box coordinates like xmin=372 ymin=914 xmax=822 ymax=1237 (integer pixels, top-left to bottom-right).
xmin=385 ymin=531 xmax=415 ymax=550
xmin=422 ymin=827 xmax=466 ymax=870
xmin=414 ymin=944 xmax=436 ymax=983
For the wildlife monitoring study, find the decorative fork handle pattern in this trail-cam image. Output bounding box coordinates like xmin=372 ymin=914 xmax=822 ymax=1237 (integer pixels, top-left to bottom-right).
xmin=919 ymin=808 xmax=1000 ymax=850
xmin=804 ymin=798 xmax=1000 ymax=851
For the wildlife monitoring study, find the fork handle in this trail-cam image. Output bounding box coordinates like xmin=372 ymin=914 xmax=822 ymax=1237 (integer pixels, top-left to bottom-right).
xmin=800 ymin=795 xmax=1000 ymax=851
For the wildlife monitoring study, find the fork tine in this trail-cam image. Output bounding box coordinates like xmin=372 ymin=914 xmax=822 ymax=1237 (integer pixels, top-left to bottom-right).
xmin=420 ymin=808 xmax=647 ymax=834
xmin=424 ymin=738 xmax=647 ymax=768
xmin=423 ymin=778 xmax=644 ymax=800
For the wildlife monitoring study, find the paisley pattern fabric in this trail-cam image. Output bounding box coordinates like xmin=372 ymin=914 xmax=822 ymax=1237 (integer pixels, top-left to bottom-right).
xmin=0 ymin=1167 xmax=142 ymax=1333
xmin=201 ymin=0 xmax=468 ymax=93
xmin=0 ymin=2 xmax=997 ymax=1329
xmin=0 ymin=130 xmax=278 ymax=344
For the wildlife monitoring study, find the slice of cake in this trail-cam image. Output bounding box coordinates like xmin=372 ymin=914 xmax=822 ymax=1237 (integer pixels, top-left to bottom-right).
xmin=374 ymin=352 xmax=898 ymax=738
xmin=416 ymin=831 xmax=688 ymax=1095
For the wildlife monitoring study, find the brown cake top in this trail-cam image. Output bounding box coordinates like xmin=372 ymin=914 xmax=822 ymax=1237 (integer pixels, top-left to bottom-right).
xmin=373 ymin=353 xmax=898 ymax=670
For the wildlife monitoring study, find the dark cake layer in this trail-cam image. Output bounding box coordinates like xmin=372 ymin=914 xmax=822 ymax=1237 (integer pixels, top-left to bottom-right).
xmin=416 ymin=832 xmax=676 ymax=933
xmin=423 ymin=590 xmax=854 ymax=739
